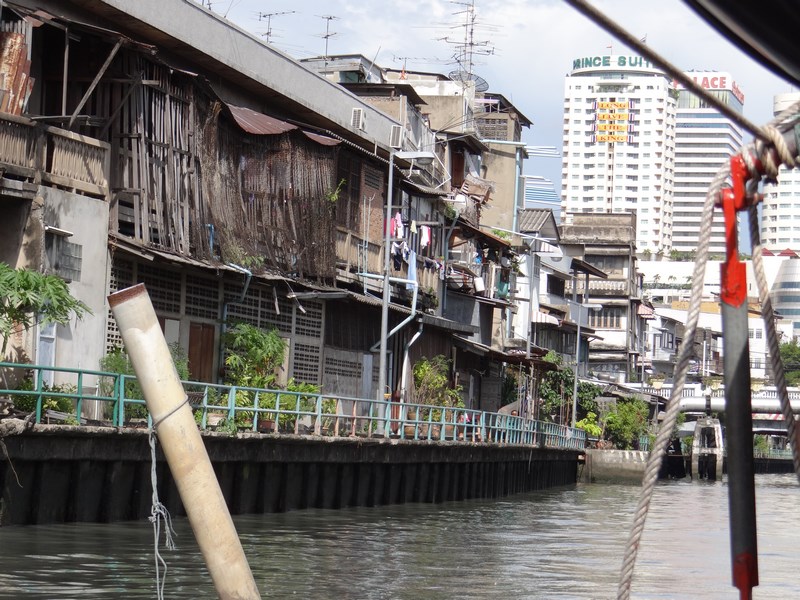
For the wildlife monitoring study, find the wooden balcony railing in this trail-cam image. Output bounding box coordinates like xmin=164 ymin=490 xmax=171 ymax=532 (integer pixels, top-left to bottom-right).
xmin=0 ymin=112 xmax=110 ymax=199
xmin=335 ymin=227 xmax=441 ymax=296
xmin=335 ymin=227 xmax=382 ymax=276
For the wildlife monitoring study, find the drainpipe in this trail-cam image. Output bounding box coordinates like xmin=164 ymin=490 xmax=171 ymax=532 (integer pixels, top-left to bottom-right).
xmin=109 ymin=284 xmax=260 ymax=600
xmin=441 ymin=213 xmax=460 ymax=313
xmin=358 ymin=273 xmax=419 ymax=351
xmin=400 ymin=323 xmax=424 ymax=403
xmin=481 ymin=139 xmax=526 ymax=233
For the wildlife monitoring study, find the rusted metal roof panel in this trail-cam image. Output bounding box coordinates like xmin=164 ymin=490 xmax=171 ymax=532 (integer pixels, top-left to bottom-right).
xmin=224 ymin=103 xmax=297 ymax=135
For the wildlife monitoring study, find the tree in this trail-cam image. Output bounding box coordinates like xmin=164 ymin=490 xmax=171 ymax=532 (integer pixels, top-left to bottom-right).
xmin=603 ymin=396 xmax=649 ymax=449
xmin=413 ymin=355 xmax=462 ymax=408
xmin=538 ymin=351 xmax=601 ymax=423
xmin=0 ymin=263 xmax=89 ymax=355
xmin=779 ymin=340 xmax=800 ymax=386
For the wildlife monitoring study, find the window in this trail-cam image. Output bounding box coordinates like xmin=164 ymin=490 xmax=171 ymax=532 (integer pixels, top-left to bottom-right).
xmin=589 ymin=307 xmax=623 ymax=329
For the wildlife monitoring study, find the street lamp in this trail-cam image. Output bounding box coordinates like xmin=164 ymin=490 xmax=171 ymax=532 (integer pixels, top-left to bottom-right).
xmin=571 ymin=301 xmax=603 ymax=428
xmin=377 ymin=150 xmax=436 ymax=425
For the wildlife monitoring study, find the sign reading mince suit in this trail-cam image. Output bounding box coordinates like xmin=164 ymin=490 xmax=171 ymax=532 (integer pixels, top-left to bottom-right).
xmin=571 ymin=55 xmax=656 ymax=71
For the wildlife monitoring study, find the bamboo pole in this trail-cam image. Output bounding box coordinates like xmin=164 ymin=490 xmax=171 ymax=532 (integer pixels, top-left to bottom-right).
xmin=108 ymin=283 xmax=260 ymax=600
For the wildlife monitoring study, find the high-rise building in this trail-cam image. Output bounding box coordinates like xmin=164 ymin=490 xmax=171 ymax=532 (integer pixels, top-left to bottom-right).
xmin=560 ymin=54 xmax=676 ymax=255
xmin=672 ymin=72 xmax=744 ymax=255
xmin=761 ymin=92 xmax=800 ymax=251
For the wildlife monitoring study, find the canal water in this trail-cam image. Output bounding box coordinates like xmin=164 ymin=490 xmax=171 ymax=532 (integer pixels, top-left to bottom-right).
xmin=0 ymin=474 xmax=797 ymax=599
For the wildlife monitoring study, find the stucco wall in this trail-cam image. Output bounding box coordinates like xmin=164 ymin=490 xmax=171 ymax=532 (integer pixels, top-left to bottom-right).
xmin=39 ymin=188 xmax=110 ymax=385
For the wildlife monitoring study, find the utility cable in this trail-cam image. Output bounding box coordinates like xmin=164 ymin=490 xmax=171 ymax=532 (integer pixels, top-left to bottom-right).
xmin=563 ymin=0 xmax=773 ymax=144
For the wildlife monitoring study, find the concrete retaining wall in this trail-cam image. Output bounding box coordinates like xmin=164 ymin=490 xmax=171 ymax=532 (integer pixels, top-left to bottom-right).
xmin=580 ymin=449 xmax=649 ymax=483
xmin=0 ymin=424 xmax=580 ymax=526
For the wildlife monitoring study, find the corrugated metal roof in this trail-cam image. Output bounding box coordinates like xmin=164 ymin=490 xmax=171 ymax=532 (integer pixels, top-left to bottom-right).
xmin=518 ymin=208 xmax=555 ymax=235
xmin=225 ymin=103 xmax=297 ymax=135
xmin=302 ymin=130 xmax=341 ymax=146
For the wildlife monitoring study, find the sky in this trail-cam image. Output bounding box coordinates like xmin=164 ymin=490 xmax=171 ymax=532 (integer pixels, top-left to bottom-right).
xmin=201 ymin=0 xmax=795 ymax=205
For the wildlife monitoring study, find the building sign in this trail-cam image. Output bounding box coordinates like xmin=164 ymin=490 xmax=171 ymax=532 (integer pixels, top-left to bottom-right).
xmin=596 ymin=134 xmax=628 ymax=143
xmin=598 ymin=101 xmax=629 ymax=110
xmin=597 ymin=112 xmax=629 ymax=121
xmin=572 ymin=55 xmax=654 ymax=71
xmin=597 ymin=123 xmax=628 ymax=132
xmin=678 ymin=71 xmax=745 ymax=103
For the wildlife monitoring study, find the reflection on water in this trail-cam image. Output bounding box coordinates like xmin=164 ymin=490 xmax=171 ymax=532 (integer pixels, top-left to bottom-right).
xmin=0 ymin=474 xmax=797 ymax=599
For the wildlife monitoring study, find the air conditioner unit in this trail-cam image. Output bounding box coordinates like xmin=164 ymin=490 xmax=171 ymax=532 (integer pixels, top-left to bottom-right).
xmin=389 ymin=124 xmax=403 ymax=148
xmin=351 ymin=107 xmax=365 ymax=130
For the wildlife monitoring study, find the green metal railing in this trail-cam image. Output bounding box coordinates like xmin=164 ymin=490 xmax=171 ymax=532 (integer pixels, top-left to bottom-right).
xmin=0 ymin=362 xmax=586 ymax=450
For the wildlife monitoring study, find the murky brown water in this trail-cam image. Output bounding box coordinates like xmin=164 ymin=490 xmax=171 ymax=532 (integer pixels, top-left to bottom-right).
xmin=0 ymin=474 xmax=797 ymax=599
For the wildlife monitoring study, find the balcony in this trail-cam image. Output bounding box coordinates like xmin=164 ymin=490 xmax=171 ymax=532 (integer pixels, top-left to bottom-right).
xmin=335 ymin=227 xmax=440 ymax=296
xmin=571 ymin=278 xmax=630 ymax=296
xmin=0 ymin=112 xmax=110 ymax=199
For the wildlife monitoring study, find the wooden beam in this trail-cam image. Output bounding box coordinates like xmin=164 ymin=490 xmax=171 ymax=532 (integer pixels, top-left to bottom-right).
xmin=100 ymin=71 xmax=142 ymax=138
xmin=68 ymin=39 xmax=122 ymax=129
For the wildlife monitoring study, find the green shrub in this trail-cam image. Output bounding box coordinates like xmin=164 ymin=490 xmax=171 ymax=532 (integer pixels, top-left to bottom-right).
xmin=99 ymin=342 xmax=190 ymax=420
xmin=603 ymin=397 xmax=649 ymax=449
xmin=13 ymin=378 xmax=76 ymax=415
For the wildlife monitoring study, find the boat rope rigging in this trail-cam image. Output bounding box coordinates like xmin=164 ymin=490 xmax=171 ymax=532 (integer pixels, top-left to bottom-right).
xmin=614 ymin=68 xmax=800 ymax=600
xmin=149 ymin=430 xmax=177 ymax=600
xmin=559 ymin=2 xmax=800 ymax=599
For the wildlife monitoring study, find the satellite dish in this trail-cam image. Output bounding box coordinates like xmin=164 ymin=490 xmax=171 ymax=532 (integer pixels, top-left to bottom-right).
xmin=448 ymin=70 xmax=489 ymax=92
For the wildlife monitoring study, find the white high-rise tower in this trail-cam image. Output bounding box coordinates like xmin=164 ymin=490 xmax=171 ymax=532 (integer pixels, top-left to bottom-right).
xmin=762 ymin=92 xmax=800 ymax=251
xmin=672 ymin=72 xmax=744 ymax=256
xmin=560 ymin=54 xmax=676 ymax=255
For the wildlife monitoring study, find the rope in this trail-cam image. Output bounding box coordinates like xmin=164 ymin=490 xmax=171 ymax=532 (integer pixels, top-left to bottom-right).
xmin=151 ymin=395 xmax=190 ymax=431
xmin=617 ymin=157 xmax=721 ymax=600
xmin=617 ymin=100 xmax=800 ymax=598
xmin=148 ymin=429 xmax=177 ymax=600
xmin=746 ymin=103 xmax=800 ymax=482
xmin=749 ymin=205 xmax=800 ymax=481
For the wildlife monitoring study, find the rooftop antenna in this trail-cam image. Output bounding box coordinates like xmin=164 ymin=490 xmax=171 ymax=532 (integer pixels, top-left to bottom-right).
xmin=317 ymin=14 xmax=339 ymax=71
xmin=441 ymin=1 xmax=495 ymax=92
xmin=256 ymin=10 xmax=296 ymax=44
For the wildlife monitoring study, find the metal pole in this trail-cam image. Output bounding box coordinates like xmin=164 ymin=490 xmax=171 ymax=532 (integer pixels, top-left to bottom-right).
xmin=377 ymin=151 xmax=396 ymax=432
xmin=719 ymin=163 xmax=758 ymax=599
xmin=571 ymin=302 xmax=581 ymax=429
xmin=722 ymin=299 xmax=758 ymax=600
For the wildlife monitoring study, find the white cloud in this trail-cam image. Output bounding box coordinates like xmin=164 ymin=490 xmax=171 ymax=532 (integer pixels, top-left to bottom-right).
xmin=221 ymin=0 xmax=795 ymax=188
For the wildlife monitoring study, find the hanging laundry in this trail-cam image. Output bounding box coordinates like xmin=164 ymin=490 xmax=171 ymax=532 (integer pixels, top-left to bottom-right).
xmin=391 ymin=241 xmax=403 ymax=271
xmin=420 ymin=225 xmax=430 ymax=248
xmin=407 ymin=250 xmax=417 ymax=290
xmin=410 ymin=220 xmax=418 ymax=235
xmin=394 ymin=212 xmax=404 ymax=239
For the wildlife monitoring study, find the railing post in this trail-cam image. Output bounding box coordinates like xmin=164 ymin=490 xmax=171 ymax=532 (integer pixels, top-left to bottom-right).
xmin=314 ymin=395 xmax=322 ymax=436
xmin=33 ymin=367 xmax=43 ymax=424
xmin=75 ymin=371 xmax=84 ymax=423
xmin=227 ymin=387 xmax=236 ymax=423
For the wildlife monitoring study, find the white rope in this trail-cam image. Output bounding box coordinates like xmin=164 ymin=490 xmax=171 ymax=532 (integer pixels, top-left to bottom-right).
xmin=617 ymin=101 xmax=800 ymax=598
xmin=746 ymin=104 xmax=800 ymax=483
xmin=617 ymin=158 xmax=721 ymax=600
xmin=748 ymin=205 xmax=800 ymax=481
xmin=149 ymin=429 xmax=177 ymax=600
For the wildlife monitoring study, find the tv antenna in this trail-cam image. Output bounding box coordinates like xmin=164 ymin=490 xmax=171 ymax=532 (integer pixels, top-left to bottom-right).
xmin=441 ymin=1 xmax=495 ymax=91
xmin=316 ymin=15 xmax=339 ymax=61
xmin=256 ymin=10 xmax=296 ymax=44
